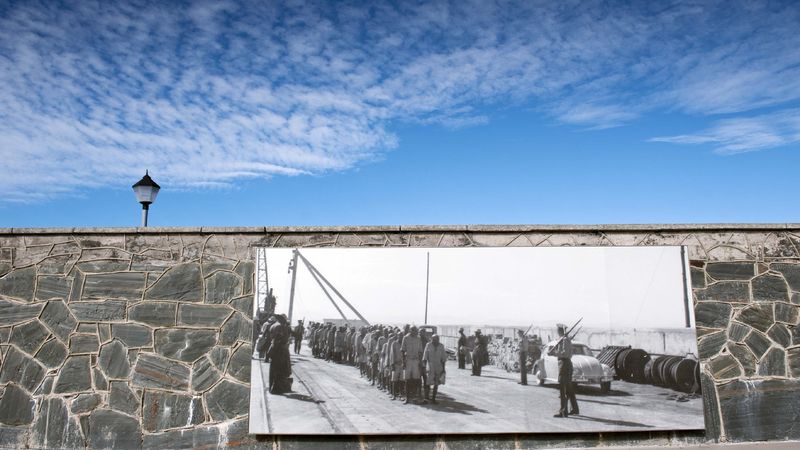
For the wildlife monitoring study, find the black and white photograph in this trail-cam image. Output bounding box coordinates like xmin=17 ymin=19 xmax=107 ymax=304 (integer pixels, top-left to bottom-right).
xmin=248 ymin=246 xmax=704 ymax=435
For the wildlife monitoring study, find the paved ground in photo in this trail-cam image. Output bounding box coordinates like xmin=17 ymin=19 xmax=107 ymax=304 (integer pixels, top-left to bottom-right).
xmin=249 ymin=342 xmax=704 ymax=435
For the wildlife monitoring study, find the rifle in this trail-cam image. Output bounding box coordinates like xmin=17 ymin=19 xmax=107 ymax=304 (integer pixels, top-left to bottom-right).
xmin=523 ymin=324 xmax=533 ymax=336
xmin=565 ymin=318 xmax=583 ymax=337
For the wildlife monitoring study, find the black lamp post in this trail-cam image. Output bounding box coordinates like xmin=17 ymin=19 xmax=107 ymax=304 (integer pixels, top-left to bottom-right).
xmin=132 ymin=171 xmax=160 ymax=227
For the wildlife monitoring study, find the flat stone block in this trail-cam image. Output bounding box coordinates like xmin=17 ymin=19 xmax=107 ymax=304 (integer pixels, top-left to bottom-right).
xmin=108 ymin=381 xmax=139 ymax=415
xmin=205 ymin=379 xmax=249 ymax=421
xmin=774 ymin=302 xmax=799 ymax=324
xmin=145 ymin=262 xmax=203 ymax=301
xmin=736 ymin=303 xmax=774 ymax=333
xmin=210 ymin=346 xmax=230 ymax=371
xmin=93 ymin=367 xmax=109 ymax=391
xmin=40 ymin=300 xmax=77 ymax=342
xmin=694 ymin=281 xmax=750 ymax=303
xmin=0 ymin=345 xmax=46 ymax=391
xmin=112 ymin=323 xmax=152 ymax=347
xmin=131 ymin=353 xmax=190 ymax=391
xmin=99 ymin=339 xmax=131 ymax=379
xmin=32 ymin=397 xmax=68 ymax=449
xmin=76 ymin=260 xmax=130 ymax=273
xmin=53 ymin=356 xmax=92 ymax=393
xmin=706 ymin=262 xmax=755 ymax=280
xmin=768 ymin=323 xmax=792 ymax=347
xmin=10 ymin=319 xmax=50 ymax=355
xmin=230 ymin=295 xmax=253 ymax=314
xmin=745 ymin=330 xmax=772 ymax=359
xmin=698 ymin=330 xmax=727 ymax=359
xmin=128 ymin=301 xmax=176 ymax=326
xmin=178 ymin=303 xmax=232 ymax=327
xmin=88 ymin=409 xmax=142 ymax=449
xmin=69 ymin=333 xmax=100 ymax=353
xmin=690 ymin=266 xmax=706 ymax=288
xmin=71 ymin=393 xmax=102 ymax=414
xmin=0 ymin=383 xmax=35 ymax=425
xmin=192 ymin=356 xmax=221 ymax=392
xmin=82 ymin=272 xmax=145 ymax=300
xmin=771 ymin=263 xmax=800 ymax=291
xmin=219 ymin=312 xmax=251 ymax=346
xmin=228 ymin=344 xmax=251 ymax=383
xmin=727 ymin=342 xmax=757 ymax=376
xmin=142 ymin=426 xmax=220 ymax=449
xmin=728 ymin=321 xmax=751 ymax=342
xmin=155 ymin=328 xmax=217 ymax=363
xmin=35 ymin=275 xmax=72 ymax=300
xmin=752 ymin=273 xmax=790 ymax=302
xmin=695 ymin=302 xmax=732 ymax=329
xmin=0 ymin=266 xmax=35 ymax=301
xmin=717 ymin=379 xmax=800 ymax=441
xmin=708 ymin=354 xmax=741 ymax=380
xmin=204 ymin=271 xmax=242 ymax=304
xmin=142 ymin=391 xmax=204 ymax=432
xmin=757 ymin=347 xmax=786 ymax=377
xmin=788 ymin=347 xmax=800 ymax=377
xmin=0 ymin=299 xmax=43 ymax=326
xmin=68 ymin=300 xmax=126 ymax=322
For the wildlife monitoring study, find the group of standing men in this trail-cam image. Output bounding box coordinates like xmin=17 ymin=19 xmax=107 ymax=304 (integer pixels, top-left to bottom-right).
xmin=455 ymin=327 xmax=489 ymax=376
xmin=304 ymin=322 xmax=448 ymax=404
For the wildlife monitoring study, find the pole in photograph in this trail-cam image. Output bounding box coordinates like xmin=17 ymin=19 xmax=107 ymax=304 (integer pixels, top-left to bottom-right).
xmin=132 ymin=171 xmax=160 ymax=227
xmin=424 ymin=251 xmax=430 ymax=324
xmin=287 ymin=249 xmax=299 ymax=324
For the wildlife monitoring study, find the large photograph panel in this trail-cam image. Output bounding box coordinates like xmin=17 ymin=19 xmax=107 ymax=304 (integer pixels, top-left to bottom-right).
xmin=249 ymin=246 xmax=704 ymax=435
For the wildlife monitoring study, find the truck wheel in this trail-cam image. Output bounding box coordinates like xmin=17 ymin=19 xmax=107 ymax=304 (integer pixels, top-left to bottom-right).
xmin=600 ymin=381 xmax=611 ymax=394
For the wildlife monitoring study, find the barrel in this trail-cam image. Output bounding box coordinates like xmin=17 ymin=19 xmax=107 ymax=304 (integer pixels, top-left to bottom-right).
xmin=650 ymin=356 xmax=669 ymax=386
xmin=660 ymin=356 xmax=682 ymax=389
xmin=615 ymin=348 xmax=651 ymax=383
xmin=671 ymin=358 xmax=698 ymax=393
xmin=643 ymin=358 xmax=656 ymax=385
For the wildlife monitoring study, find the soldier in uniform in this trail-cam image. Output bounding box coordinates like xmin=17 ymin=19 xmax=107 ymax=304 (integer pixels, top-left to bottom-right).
xmin=550 ymin=324 xmax=579 ymax=417
xmin=471 ymin=329 xmax=486 ymax=376
xmin=517 ymin=329 xmax=529 ymax=385
xmin=457 ymin=328 xmax=467 ymax=369
xmin=401 ymin=326 xmax=423 ymax=404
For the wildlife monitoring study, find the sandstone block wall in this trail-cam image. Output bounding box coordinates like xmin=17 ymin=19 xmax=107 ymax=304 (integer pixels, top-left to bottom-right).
xmin=0 ymin=225 xmax=798 ymax=449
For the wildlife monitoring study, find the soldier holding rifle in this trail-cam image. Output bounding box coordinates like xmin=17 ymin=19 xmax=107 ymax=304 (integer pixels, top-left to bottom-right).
xmin=550 ymin=321 xmax=580 ymax=418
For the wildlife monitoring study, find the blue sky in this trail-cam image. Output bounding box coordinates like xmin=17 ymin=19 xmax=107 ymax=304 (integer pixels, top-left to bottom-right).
xmin=1 ymin=0 xmax=799 ymax=227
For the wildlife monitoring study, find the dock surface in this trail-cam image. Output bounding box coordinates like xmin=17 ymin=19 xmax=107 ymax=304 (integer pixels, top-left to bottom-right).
xmin=249 ymin=343 xmax=704 ymax=435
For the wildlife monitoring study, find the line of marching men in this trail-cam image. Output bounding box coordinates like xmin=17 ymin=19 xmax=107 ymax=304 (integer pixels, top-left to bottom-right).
xmin=304 ymin=322 xmax=448 ymax=404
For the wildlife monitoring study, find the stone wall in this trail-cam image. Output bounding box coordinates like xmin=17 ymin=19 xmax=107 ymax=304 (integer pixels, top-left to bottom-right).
xmin=0 ymin=225 xmax=798 ymax=449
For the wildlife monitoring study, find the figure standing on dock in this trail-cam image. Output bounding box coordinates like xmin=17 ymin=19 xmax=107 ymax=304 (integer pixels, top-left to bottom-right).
xmin=550 ymin=323 xmax=579 ymax=418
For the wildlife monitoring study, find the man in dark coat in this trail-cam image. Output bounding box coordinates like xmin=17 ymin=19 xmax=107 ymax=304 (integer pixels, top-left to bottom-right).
xmin=267 ymin=314 xmax=292 ymax=394
xmin=293 ymin=320 xmax=305 ymax=354
xmin=471 ymin=330 xmax=486 ymax=376
xmin=457 ymin=328 xmax=467 ymax=369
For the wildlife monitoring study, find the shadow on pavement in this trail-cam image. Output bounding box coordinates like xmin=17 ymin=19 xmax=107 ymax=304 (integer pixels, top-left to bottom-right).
xmin=539 ymin=383 xmax=632 ymax=397
xmin=420 ymin=393 xmax=490 ymax=415
xmin=569 ymin=414 xmax=654 ymax=428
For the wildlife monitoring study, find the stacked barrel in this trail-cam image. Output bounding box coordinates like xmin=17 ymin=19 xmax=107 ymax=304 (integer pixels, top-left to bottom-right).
xmin=596 ymin=346 xmax=700 ymax=393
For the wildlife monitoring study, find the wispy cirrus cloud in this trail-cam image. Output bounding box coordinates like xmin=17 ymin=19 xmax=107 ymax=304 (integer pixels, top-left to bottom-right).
xmin=651 ymin=109 xmax=800 ymax=154
xmin=1 ymin=0 xmax=799 ymax=201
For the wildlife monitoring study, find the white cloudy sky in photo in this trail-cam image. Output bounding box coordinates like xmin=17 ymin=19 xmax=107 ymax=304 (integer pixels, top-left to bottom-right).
xmin=1 ymin=1 xmax=800 ymax=203
xmin=260 ymin=246 xmax=689 ymax=329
